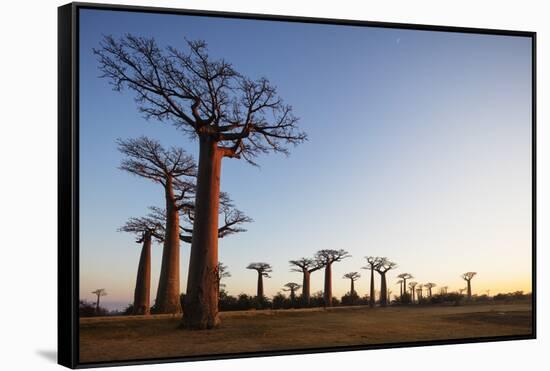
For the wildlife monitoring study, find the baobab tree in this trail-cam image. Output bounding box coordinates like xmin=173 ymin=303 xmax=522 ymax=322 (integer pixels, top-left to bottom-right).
xmin=96 ymin=35 xmax=306 ymax=329
xmin=119 ymin=216 xmax=164 ymax=315
xmin=289 ymin=258 xmax=324 ymax=306
xmin=117 ymin=137 xmax=195 ymax=314
xmin=461 ymin=272 xmax=477 ymax=300
xmin=396 ymin=280 xmax=404 ymax=297
xmin=315 ymin=249 xmax=351 ymax=307
xmin=375 ymin=258 xmax=397 ymax=307
xmin=440 ymin=286 xmax=449 ymax=295
xmin=416 ymin=284 xmax=423 ymax=302
xmin=424 ymin=282 xmax=437 ymax=298
xmin=397 ymin=273 xmax=414 ymax=300
xmin=283 ymin=282 xmax=301 ymax=303
xmin=409 ymin=281 xmax=418 ymax=303
xmin=216 ymin=262 xmax=231 ymax=292
xmin=343 ymin=272 xmax=361 ymax=297
xmin=361 ymin=256 xmax=382 ymax=307
xmin=91 ymin=289 xmax=107 ymax=315
xmin=247 ymin=263 xmax=273 ymax=300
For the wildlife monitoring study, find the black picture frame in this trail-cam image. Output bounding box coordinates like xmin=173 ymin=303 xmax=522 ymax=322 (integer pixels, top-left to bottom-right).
xmin=58 ymin=2 xmax=537 ymax=369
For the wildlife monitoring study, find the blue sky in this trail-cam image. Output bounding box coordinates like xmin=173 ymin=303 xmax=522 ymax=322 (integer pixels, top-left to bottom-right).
xmin=78 ymin=9 xmax=532 ymax=310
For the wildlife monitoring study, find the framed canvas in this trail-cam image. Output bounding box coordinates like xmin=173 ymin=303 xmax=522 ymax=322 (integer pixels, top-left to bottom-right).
xmin=58 ymin=2 xmax=536 ymax=368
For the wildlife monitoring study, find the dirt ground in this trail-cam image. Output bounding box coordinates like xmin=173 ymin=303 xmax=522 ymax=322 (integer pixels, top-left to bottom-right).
xmin=79 ymin=303 xmax=532 ymax=363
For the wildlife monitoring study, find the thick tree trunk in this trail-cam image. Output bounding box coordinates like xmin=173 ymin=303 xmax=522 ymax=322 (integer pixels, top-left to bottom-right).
xmin=350 ymin=280 xmax=355 ymax=296
xmin=290 ymin=290 xmax=295 ymax=303
xmin=132 ymin=232 xmax=152 ymax=315
xmin=380 ymin=272 xmax=387 ymax=306
xmin=183 ymin=137 xmax=222 ymax=329
xmin=155 ymin=176 xmax=181 ymax=314
xmin=302 ymin=270 xmax=311 ymax=306
xmin=369 ymin=268 xmax=375 ymax=307
xmin=257 ymin=272 xmax=264 ymax=299
xmin=399 ymin=284 xmax=403 ymax=297
xmin=324 ymin=263 xmax=332 ymax=307
xmin=467 ymin=280 xmax=472 ymax=299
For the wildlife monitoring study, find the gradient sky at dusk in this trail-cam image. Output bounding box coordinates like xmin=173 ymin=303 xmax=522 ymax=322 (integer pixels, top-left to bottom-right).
xmin=78 ymin=9 xmax=532 ymax=310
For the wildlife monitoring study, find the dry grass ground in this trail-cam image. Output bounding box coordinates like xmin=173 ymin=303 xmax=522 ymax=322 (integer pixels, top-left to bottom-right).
xmin=79 ymin=302 xmax=532 ymax=363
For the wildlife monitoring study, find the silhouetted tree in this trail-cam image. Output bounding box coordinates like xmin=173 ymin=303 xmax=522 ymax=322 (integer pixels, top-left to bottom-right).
xmin=117 ymin=137 xmax=195 ymax=314
xmin=247 ymin=263 xmax=272 ymax=300
xmin=92 ymin=289 xmax=107 ymax=314
xmin=440 ymin=286 xmax=449 ymax=295
xmin=396 ymin=279 xmax=404 ymax=297
xmin=461 ymin=272 xmax=477 ymax=300
xmin=289 ymin=257 xmax=324 ymax=306
xmin=408 ymin=281 xmax=418 ymax=303
xmin=375 ymin=258 xmax=397 ymax=307
xmin=361 ymin=256 xmax=383 ymax=307
xmin=315 ymin=249 xmax=351 ymax=306
xmin=424 ymin=282 xmax=436 ymax=298
xmin=119 ymin=216 xmax=164 ymax=315
xmin=216 ymin=262 xmax=231 ymax=293
xmin=397 ymin=273 xmax=414 ymax=300
xmin=96 ymin=35 xmax=306 ymax=329
xmin=343 ymin=272 xmax=361 ymax=297
xmin=283 ymin=282 xmax=301 ymax=304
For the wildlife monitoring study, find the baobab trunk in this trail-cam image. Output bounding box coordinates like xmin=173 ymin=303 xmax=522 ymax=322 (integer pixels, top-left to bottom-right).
xmin=369 ymin=269 xmax=375 ymax=307
xmin=399 ymin=284 xmax=403 ymax=297
xmin=95 ymin=295 xmax=100 ymax=314
xmin=302 ymin=270 xmax=311 ymax=306
xmin=411 ymin=288 xmax=415 ymax=303
xmin=380 ymin=272 xmax=388 ymax=306
xmin=324 ymin=263 xmax=332 ymax=307
xmin=183 ymin=137 xmax=221 ymax=329
xmin=257 ymin=272 xmax=264 ymax=299
xmin=467 ymin=280 xmax=472 ymax=299
xmin=350 ymin=279 xmax=355 ymax=296
xmin=132 ymin=231 xmax=152 ymax=315
xmin=155 ymin=176 xmax=181 ymax=314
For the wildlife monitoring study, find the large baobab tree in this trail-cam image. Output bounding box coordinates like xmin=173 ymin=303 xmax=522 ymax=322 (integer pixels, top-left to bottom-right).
xmin=315 ymin=249 xmax=351 ymax=307
xmin=119 ymin=216 xmax=164 ymax=315
xmin=424 ymin=282 xmax=436 ymax=298
xmin=362 ymin=256 xmax=382 ymax=307
xmin=283 ymin=283 xmax=301 ymax=303
xmin=343 ymin=272 xmax=361 ymax=297
xmin=96 ymin=35 xmax=306 ymax=329
xmin=409 ymin=281 xmax=418 ymax=303
xmin=289 ymin=258 xmax=324 ymax=306
xmin=92 ymin=289 xmax=107 ymax=314
xmin=118 ymin=137 xmax=195 ymax=313
xmin=375 ymin=258 xmax=397 ymax=307
xmin=397 ymin=273 xmax=414 ymax=300
xmin=461 ymin=272 xmax=477 ymax=300
xmin=247 ymin=263 xmax=273 ymax=300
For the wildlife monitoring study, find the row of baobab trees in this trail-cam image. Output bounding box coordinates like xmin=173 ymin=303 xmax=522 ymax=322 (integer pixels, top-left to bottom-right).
xmin=93 ymin=33 xmax=477 ymax=329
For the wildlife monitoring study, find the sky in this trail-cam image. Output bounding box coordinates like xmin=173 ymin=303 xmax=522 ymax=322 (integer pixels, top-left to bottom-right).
xmin=78 ymin=9 xmax=533 ymax=310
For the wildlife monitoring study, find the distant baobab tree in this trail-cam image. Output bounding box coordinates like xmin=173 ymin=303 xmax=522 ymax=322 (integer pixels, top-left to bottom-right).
xmin=375 ymin=258 xmax=397 ymax=307
xmin=424 ymin=282 xmax=437 ymax=298
xmin=216 ymin=262 xmax=231 ymax=292
xmin=117 ymin=137 xmax=195 ymax=314
xmin=315 ymin=249 xmax=351 ymax=306
xmin=91 ymin=289 xmax=107 ymax=314
xmin=343 ymin=272 xmax=361 ymax=297
xmin=283 ymin=283 xmax=301 ymax=303
xmin=289 ymin=258 xmax=324 ymax=306
xmin=396 ymin=280 xmax=404 ymax=297
xmin=119 ymin=216 xmax=164 ymax=315
xmin=440 ymin=286 xmax=449 ymax=295
xmin=416 ymin=285 xmax=423 ymax=301
xmin=461 ymin=272 xmax=477 ymax=300
xmin=397 ymin=273 xmax=414 ymax=300
xmin=409 ymin=281 xmax=418 ymax=303
xmin=96 ymin=35 xmax=306 ymax=329
xmin=362 ymin=256 xmax=383 ymax=307
xmin=247 ymin=263 xmax=273 ymax=300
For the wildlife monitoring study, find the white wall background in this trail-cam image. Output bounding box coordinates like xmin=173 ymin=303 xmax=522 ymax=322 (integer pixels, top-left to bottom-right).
xmin=0 ymin=0 xmax=546 ymax=370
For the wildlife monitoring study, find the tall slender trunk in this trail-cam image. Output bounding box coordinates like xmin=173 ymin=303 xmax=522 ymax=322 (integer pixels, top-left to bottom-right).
xmin=350 ymin=279 xmax=355 ymax=296
xmin=411 ymin=287 xmax=415 ymax=303
xmin=95 ymin=294 xmax=100 ymax=314
xmin=133 ymin=232 xmax=152 ymax=315
xmin=324 ymin=263 xmax=332 ymax=307
xmin=183 ymin=137 xmax=222 ymax=329
xmin=402 ymin=278 xmax=407 ymax=300
xmin=428 ymin=287 xmax=432 ymax=297
xmin=369 ymin=268 xmax=375 ymax=307
xmin=257 ymin=272 xmax=264 ymax=299
xmin=467 ymin=280 xmax=472 ymax=299
xmin=380 ymin=272 xmax=387 ymax=306
xmin=399 ymin=284 xmax=403 ymax=297
xmin=302 ymin=270 xmax=311 ymax=306
xmin=155 ymin=175 xmax=181 ymax=313
xmin=290 ymin=289 xmax=295 ymax=303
